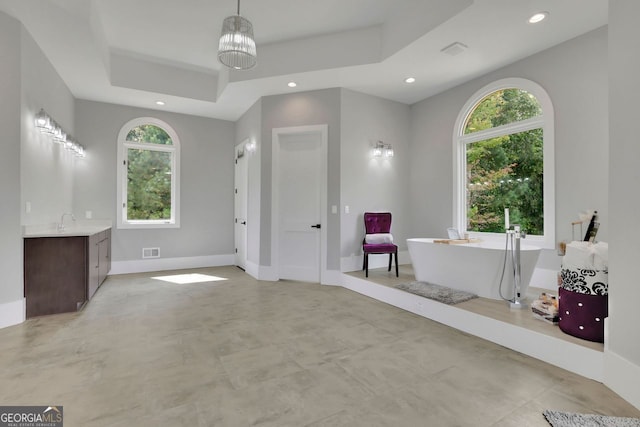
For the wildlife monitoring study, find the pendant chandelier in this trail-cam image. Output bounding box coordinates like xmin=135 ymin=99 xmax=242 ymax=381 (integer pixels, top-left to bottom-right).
xmin=217 ymin=0 xmax=257 ymax=70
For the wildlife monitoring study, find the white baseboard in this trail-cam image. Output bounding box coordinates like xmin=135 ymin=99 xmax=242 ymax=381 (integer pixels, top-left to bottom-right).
xmin=243 ymin=262 xmax=341 ymax=285
xmin=341 ymin=250 xmax=410 ymax=273
xmin=244 ymin=260 xmax=260 ymax=280
xmin=604 ymin=350 xmax=640 ymax=411
xmin=322 ymin=269 xmax=343 ymax=286
xmin=258 ymin=264 xmax=278 ymax=281
xmin=0 ymin=298 xmax=25 ymax=329
xmin=109 ymin=254 xmax=235 ymax=275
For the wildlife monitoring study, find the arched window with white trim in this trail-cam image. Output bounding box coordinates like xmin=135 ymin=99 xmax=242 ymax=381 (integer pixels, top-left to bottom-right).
xmin=453 ymin=78 xmax=554 ymax=247
xmin=117 ymin=117 xmax=180 ymax=229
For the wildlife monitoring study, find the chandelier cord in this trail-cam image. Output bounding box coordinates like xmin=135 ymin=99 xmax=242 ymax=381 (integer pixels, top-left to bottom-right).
xmin=237 ymin=0 xmax=241 ymax=15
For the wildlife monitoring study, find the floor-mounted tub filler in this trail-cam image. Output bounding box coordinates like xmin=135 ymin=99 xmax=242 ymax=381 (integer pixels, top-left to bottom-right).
xmin=501 ymin=224 xmax=530 ymax=309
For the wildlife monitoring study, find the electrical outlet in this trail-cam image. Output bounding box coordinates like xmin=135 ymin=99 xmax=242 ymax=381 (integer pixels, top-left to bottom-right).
xmin=85 ymin=210 xmax=92 ymax=219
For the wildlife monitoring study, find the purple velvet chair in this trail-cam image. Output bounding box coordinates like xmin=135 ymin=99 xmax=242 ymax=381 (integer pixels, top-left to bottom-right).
xmin=362 ymin=212 xmax=398 ymax=278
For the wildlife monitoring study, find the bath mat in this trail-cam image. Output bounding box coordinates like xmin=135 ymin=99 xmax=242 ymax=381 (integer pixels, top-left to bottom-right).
xmin=543 ymin=410 xmax=640 ymax=427
xmin=396 ymin=281 xmax=477 ymax=305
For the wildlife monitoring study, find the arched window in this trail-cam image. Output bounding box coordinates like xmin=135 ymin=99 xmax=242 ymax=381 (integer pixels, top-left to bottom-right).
xmin=117 ymin=117 xmax=180 ymax=228
xmin=453 ymin=78 xmax=554 ymax=247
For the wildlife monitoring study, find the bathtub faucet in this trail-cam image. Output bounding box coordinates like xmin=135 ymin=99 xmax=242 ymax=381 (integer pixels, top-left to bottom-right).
xmin=507 ymin=225 xmax=526 ymax=309
xmin=507 ymin=224 xmax=526 ymax=239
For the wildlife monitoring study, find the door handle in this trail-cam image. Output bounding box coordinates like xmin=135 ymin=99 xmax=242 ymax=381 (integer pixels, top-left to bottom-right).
xmin=241 ymin=221 xmax=246 ymax=225
xmin=311 ymin=224 xmax=321 ymax=229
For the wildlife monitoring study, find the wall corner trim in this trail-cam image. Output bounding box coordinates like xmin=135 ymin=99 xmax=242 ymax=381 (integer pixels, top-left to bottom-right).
xmin=322 ymin=270 xmax=343 ymax=286
xmin=0 ymin=298 xmax=26 ymax=329
xmin=604 ymin=350 xmax=640 ymax=411
xmin=257 ymin=265 xmax=278 ymax=282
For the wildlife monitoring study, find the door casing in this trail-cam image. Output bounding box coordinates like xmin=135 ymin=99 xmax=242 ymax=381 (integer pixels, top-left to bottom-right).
xmin=234 ymin=140 xmax=249 ymax=270
xmin=271 ymin=125 xmax=328 ymax=283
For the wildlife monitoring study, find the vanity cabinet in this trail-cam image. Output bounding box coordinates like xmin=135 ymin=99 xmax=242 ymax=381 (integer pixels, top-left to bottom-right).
xmin=24 ymin=228 xmax=111 ymax=318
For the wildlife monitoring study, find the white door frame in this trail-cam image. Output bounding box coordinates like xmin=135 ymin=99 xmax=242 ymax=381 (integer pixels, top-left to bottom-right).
xmin=234 ymin=139 xmax=249 ymax=270
xmin=271 ymin=124 xmax=328 ymax=283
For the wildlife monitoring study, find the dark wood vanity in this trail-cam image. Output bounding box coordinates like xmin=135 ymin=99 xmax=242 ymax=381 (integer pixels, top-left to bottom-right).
xmin=24 ymin=227 xmax=111 ymax=318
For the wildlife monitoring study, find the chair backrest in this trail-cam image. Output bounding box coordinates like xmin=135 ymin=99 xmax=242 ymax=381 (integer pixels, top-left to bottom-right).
xmin=364 ymin=212 xmax=392 ymax=234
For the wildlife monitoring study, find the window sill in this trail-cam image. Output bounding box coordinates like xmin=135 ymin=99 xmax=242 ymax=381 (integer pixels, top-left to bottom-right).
xmin=117 ymin=221 xmax=180 ymax=230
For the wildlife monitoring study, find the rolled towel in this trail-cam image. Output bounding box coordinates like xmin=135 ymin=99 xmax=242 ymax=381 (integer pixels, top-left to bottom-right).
xmin=593 ymin=241 xmax=608 ymax=270
xmin=562 ymin=241 xmax=594 ymax=269
xmin=365 ymin=233 xmax=394 ymax=244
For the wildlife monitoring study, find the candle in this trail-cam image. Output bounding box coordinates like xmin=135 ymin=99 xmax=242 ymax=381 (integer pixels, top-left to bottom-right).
xmin=505 ymin=208 xmax=510 ymax=230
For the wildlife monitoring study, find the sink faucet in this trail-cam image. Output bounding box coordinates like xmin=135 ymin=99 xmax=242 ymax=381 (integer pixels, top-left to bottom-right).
xmin=58 ymin=213 xmax=76 ymax=231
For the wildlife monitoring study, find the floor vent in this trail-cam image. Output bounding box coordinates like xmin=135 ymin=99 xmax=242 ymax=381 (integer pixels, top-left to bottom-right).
xmin=142 ymin=247 xmax=160 ymax=259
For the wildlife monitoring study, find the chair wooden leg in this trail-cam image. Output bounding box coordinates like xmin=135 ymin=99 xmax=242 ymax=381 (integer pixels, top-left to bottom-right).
xmin=395 ymin=251 xmax=399 ymax=277
xmin=365 ymin=254 xmax=369 ymax=277
xmin=388 ymin=253 xmax=392 ymax=271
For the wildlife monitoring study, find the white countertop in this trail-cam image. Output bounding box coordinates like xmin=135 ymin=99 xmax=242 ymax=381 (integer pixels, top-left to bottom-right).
xmin=23 ymin=221 xmax=112 ymax=238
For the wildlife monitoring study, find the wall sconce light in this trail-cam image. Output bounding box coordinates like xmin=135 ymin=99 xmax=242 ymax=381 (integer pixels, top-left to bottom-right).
xmin=372 ymin=141 xmax=394 ymax=158
xmin=34 ymin=109 xmax=86 ymax=158
xmin=372 ymin=141 xmax=383 ymax=157
xmin=245 ymin=139 xmax=257 ymax=153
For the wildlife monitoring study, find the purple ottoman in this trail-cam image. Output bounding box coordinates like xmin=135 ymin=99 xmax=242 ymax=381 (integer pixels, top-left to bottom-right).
xmin=558 ymin=287 xmax=608 ymax=342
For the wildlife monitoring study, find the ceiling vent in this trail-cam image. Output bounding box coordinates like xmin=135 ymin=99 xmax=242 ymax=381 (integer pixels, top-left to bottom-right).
xmin=441 ymin=42 xmax=468 ymax=56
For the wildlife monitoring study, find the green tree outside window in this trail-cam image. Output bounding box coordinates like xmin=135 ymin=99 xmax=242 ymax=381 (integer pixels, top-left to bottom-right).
xmin=126 ymin=125 xmax=173 ymax=221
xmin=464 ymin=89 xmax=544 ymax=235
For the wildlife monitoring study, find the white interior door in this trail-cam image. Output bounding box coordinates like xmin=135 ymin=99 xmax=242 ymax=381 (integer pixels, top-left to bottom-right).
xmin=274 ymin=127 xmax=326 ymax=283
xmin=234 ymin=143 xmax=248 ymax=270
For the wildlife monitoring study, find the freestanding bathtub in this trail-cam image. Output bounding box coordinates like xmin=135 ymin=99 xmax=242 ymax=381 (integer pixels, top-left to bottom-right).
xmin=406 ymin=238 xmax=541 ymax=300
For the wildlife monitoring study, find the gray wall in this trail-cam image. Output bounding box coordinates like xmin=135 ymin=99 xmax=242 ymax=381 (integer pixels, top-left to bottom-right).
xmin=21 ymin=26 xmax=76 ymax=227
xmin=409 ymin=27 xmax=609 ymax=272
xmin=340 ymin=89 xmax=411 ymax=267
xmin=73 ymin=100 xmax=236 ymax=263
xmin=609 ymin=0 xmax=640 ymax=375
xmin=235 ymin=99 xmax=262 ymax=266
xmin=0 ymin=13 xmax=76 ymax=308
xmin=260 ymin=89 xmax=342 ymax=270
xmin=0 ymin=12 xmax=22 ymax=305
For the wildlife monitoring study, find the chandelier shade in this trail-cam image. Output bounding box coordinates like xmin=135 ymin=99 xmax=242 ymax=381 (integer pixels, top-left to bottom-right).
xmin=218 ymin=1 xmax=257 ymax=70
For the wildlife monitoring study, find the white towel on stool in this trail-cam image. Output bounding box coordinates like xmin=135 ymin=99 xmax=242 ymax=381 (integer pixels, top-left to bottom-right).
xmin=365 ymin=233 xmax=394 ymax=244
xmin=563 ymin=241 xmax=595 ymax=269
xmin=593 ymin=242 xmax=608 ymax=270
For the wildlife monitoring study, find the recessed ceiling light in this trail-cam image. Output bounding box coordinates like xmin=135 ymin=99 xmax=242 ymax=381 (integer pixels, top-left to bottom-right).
xmin=155 ymin=101 xmax=165 ymax=106
xmin=404 ymin=77 xmax=416 ymax=84
xmin=287 ymin=81 xmax=297 ymax=88
xmin=528 ymin=12 xmax=549 ymax=24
